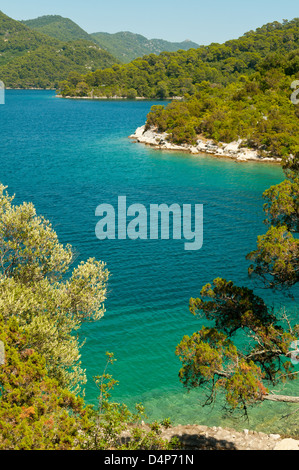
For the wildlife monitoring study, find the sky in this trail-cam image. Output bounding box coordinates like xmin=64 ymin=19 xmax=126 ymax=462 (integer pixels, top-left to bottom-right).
xmin=1 ymin=0 xmax=298 ymax=45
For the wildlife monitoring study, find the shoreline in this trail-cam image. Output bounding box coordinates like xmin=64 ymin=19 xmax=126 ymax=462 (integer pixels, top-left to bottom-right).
xmin=159 ymin=424 xmax=299 ymax=450
xmin=55 ymin=94 xmax=182 ymax=101
xmin=129 ymin=125 xmax=283 ymax=164
xmin=56 ymin=94 xmax=147 ymax=100
xmin=6 ymin=87 xmax=55 ymax=90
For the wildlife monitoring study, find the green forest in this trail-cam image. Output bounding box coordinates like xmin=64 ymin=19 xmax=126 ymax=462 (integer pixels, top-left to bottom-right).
xmin=0 ymin=11 xmax=117 ymax=88
xmin=59 ymin=18 xmax=299 ymax=159
xmin=59 ymin=19 xmax=299 ymax=99
xmin=21 ymin=15 xmax=200 ymax=63
xmin=0 ymin=11 xmax=201 ymax=88
xmin=89 ymin=31 xmax=200 ymax=63
xmin=145 ymin=54 xmax=299 ymax=158
xmin=21 ymin=15 xmax=94 ymax=42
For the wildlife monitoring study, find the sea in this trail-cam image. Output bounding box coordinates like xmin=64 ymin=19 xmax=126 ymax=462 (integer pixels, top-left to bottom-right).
xmin=0 ymin=90 xmax=298 ymax=435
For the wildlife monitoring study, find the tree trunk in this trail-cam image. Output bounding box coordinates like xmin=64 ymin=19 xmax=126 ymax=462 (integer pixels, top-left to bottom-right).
xmin=264 ymin=394 xmax=299 ymax=403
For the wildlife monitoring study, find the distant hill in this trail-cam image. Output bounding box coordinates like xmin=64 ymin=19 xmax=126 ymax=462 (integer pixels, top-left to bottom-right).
xmin=1 ymin=10 xmax=200 ymax=88
xmin=21 ymin=15 xmax=93 ymax=42
xmin=90 ymin=31 xmax=200 ymax=62
xmin=0 ymin=11 xmax=118 ymax=88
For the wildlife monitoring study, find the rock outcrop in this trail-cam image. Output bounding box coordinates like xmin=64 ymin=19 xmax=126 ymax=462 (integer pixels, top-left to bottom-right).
xmin=130 ymin=125 xmax=282 ymax=163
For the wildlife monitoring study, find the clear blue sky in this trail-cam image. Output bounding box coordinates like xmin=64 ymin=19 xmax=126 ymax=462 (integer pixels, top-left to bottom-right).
xmin=2 ymin=0 xmax=298 ymax=45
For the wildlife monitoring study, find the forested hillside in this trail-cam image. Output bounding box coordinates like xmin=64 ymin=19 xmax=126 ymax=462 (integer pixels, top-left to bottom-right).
xmin=90 ymin=31 xmax=200 ymax=63
xmin=21 ymin=15 xmax=200 ymax=63
xmin=0 ymin=11 xmax=118 ymax=88
xmin=145 ymin=52 xmax=299 ymax=158
xmin=59 ymin=19 xmax=299 ymax=99
xmin=0 ymin=10 xmax=59 ymax=66
xmin=21 ymin=15 xmax=94 ymax=42
xmin=0 ymin=40 xmax=118 ymax=89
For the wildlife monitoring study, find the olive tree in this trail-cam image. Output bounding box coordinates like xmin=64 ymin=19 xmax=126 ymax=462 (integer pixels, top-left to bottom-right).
xmin=0 ymin=184 xmax=109 ymax=393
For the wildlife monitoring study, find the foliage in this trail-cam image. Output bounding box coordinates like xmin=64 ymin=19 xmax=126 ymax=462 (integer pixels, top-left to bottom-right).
xmin=0 ymin=316 xmax=93 ymax=450
xmin=0 ymin=322 xmax=177 ymax=450
xmin=20 ymin=15 xmax=200 ymax=63
xmin=145 ymin=62 xmax=299 ymax=156
xmin=176 ymin=144 xmax=299 ymax=415
xmin=60 ymin=18 xmax=299 ymax=99
xmin=176 ymin=279 xmax=298 ymax=415
xmin=189 ymin=278 xmax=276 ymax=335
xmin=86 ymin=352 xmax=178 ymax=450
xmin=247 ymin=225 xmax=299 ymax=289
xmin=262 ymin=178 xmax=299 ymax=232
xmin=0 ymin=184 xmax=109 ymax=392
xmin=21 ymin=15 xmax=93 ymax=42
xmin=0 ymin=10 xmax=58 ymax=66
xmin=247 ymin=160 xmax=299 ymax=289
xmin=90 ymin=31 xmax=200 ymax=63
xmin=0 ymin=11 xmax=118 ymax=88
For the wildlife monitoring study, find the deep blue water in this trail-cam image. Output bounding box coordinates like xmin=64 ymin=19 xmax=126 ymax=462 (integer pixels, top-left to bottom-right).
xmin=0 ymin=90 xmax=298 ymax=433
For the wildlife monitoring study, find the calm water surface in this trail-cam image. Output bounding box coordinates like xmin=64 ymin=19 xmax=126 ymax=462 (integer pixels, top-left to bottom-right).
xmin=0 ymin=90 xmax=298 ymax=434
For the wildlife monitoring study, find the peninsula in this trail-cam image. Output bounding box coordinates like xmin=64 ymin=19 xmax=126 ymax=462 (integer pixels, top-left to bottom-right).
xmin=130 ymin=125 xmax=282 ymax=163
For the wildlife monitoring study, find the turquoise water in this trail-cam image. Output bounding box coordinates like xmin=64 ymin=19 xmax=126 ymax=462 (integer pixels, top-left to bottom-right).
xmin=1 ymin=90 xmax=298 ymax=434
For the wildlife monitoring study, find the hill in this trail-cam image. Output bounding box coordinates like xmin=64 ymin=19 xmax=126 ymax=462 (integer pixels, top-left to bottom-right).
xmin=143 ymin=53 xmax=299 ymax=158
xmin=0 ymin=40 xmax=118 ymax=89
xmin=1 ymin=12 xmax=201 ymax=88
xmin=0 ymin=11 xmax=118 ymax=88
xmin=20 ymin=15 xmax=200 ymax=63
xmin=0 ymin=10 xmax=59 ymax=66
xmin=21 ymin=15 xmax=93 ymax=42
xmin=90 ymin=31 xmax=200 ymax=62
xmin=59 ymin=18 xmax=299 ymax=99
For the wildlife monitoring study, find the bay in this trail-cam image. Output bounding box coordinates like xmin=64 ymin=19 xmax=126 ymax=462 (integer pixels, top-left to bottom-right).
xmin=0 ymin=90 xmax=298 ymax=434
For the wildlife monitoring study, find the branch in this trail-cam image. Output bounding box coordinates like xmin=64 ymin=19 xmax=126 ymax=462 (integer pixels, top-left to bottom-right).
xmin=214 ymin=371 xmax=299 ymax=403
xmin=280 ymin=407 xmax=299 ymax=420
xmin=263 ymin=394 xmax=299 ymax=403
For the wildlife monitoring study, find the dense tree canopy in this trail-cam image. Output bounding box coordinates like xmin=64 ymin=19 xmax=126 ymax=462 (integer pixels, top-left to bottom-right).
xmin=21 ymin=15 xmax=94 ymax=43
xmin=145 ymin=53 xmax=299 ymax=157
xmin=59 ymin=19 xmax=299 ymax=99
xmin=0 ymin=316 xmax=92 ymax=450
xmin=0 ymin=11 xmax=118 ymax=88
xmin=90 ymin=31 xmax=200 ymax=63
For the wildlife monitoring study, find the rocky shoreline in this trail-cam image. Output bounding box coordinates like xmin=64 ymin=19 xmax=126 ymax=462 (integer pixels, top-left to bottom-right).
xmin=159 ymin=424 xmax=299 ymax=450
xmin=120 ymin=423 xmax=299 ymax=450
xmin=129 ymin=125 xmax=282 ymax=163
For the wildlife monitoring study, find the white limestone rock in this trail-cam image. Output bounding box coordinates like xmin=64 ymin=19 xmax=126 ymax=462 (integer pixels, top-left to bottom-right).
xmin=130 ymin=125 xmax=282 ymax=163
xmin=273 ymin=438 xmax=299 ymax=450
